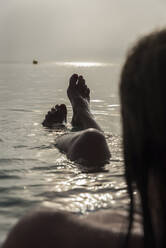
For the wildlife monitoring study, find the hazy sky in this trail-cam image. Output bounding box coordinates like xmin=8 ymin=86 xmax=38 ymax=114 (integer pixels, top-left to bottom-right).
xmin=1 ymin=0 xmax=166 ymax=62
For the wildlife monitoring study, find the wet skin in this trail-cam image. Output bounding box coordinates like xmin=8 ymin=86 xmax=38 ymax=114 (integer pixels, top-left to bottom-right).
xmin=42 ymin=74 xmax=111 ymax=166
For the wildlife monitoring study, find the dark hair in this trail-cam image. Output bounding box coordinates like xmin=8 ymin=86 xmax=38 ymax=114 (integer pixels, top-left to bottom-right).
xmin=120 ymin=29 xmax=166 ymax=247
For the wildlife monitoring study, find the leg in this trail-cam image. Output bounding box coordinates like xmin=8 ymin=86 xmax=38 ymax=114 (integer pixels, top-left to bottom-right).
xmin=56 ymin=74 xmax=111 ymax=166
xmin=67 ymin=74 xmax=102 ymax=131
xmin=56 ymin=128 xmax=110 ymax=166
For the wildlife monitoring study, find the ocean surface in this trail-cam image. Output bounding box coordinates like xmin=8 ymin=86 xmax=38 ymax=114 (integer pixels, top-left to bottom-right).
xmin=0 ymin=61 xmax=127 ymax=244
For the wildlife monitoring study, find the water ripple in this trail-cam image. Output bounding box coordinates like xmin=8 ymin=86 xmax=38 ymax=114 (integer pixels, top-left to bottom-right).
xmin=0 ymin=62 xmax=125 ymax=242
xmin=0 ymin=158 xmax=39 ymax=165
xmin=0 ymin=186 xmax=24 ymax=193
xmin=29 ymin=144 xmax=55 ymax=150
xmin=0 ymin=197 xmax=36 ymax=207
xmin=7 ymin=108 xmax=32 ymax=112
xmin=0 ymin=172 xmax=20 ymax=180
xmin=13 ymin=145 xmax=28 ymax=149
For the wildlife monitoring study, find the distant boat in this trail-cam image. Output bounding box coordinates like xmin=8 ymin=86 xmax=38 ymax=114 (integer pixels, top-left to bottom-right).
xmin=33 ymin=60 xmax=38 ymax=64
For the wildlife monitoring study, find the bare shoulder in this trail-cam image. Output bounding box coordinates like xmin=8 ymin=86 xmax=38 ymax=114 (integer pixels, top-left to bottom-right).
xmin=2 ymin=208 xmax=143 ymax=248
xmin=83 ymin=209 xmax=143 ymax=247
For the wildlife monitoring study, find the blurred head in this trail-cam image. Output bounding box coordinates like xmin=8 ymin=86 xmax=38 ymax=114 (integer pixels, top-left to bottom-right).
xmin=120 ymin=29 xmax=166 ymax=247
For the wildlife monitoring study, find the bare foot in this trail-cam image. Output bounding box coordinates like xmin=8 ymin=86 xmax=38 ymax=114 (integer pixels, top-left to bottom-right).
xmin=42 ymin=104 xmax=67 ymax=128
xmin=67 ymin=74 xmax=91 ymax=127
xmin=67 ymin=74 xmax=90 ymax=103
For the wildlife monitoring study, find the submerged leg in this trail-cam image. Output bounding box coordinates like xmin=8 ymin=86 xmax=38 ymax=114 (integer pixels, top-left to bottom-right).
xmin=56 ymin=128 xmax=110 ymax=166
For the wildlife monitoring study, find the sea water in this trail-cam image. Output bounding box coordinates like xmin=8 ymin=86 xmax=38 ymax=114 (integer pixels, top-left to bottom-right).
xmin=0 ymin=61 xmax=127 ymax=244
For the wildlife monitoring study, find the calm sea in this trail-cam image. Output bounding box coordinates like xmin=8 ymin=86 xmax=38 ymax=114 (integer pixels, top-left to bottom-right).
xmin=0 ymin=61 xmax=127 ymax=244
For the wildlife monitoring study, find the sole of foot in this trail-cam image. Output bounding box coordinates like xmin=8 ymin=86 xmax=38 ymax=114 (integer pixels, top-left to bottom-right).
xmin=67 ymin=74 xmax=91 ymax=127
xmin=42 ymin=104 xmax=67 ymax=128
xmin=67 ymin=74 xmax=90 ymax=105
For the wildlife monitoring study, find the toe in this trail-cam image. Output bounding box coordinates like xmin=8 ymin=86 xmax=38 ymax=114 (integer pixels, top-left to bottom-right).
xmin=60 ymin=104 xmax=67 ymax=122
xmin=87 ymin=88 xmax=90 ymax=97
xmin=78 ymin=75 xmax=85 ymax=86
xmin=51 ymin=107 xmax=56 ymax=112
xmin=60 ymin=104 xmax=67 ymax=113
xmin=55 ymin=104 xmax=60 ymax=110
xmin=77 ymin=75 xmax=85 ymax=94
xmin=84 ymin=87 xmax=90 ymax=96
xmin=69 ymin=74 xmax=78 ymax=87
xmin=82 ymin=86 xmax=90 ymax=101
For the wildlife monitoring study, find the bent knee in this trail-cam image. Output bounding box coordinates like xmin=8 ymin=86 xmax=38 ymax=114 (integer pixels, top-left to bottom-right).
xmin=67 ymin=128 xmax=111 ymax=165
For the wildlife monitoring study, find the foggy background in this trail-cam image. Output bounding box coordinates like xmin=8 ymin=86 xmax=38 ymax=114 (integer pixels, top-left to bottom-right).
xmin=0 ymin=0 xmax=166 ymax=63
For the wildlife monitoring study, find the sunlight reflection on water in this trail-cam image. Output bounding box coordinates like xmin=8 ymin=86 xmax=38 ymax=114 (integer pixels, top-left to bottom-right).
xmin=0 ymin=62 xmax=126 ymax=243
xmin=56 ymin=61 xmax=119 ymax=68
